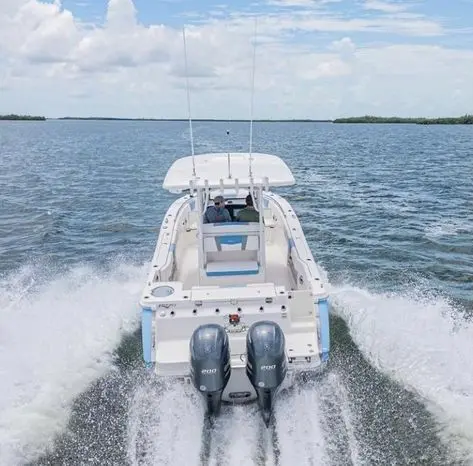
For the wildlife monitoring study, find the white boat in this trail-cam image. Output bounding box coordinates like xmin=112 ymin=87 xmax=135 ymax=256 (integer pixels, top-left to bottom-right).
xmin=139 ymin=150 xmax=330 ymax=426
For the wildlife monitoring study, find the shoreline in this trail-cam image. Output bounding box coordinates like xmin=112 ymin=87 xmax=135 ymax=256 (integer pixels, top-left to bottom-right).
xmin=332 ymin=115 xmax=473 ymax=125
xmin=54 ymin=117 xmax=332 ymax=122
xmin=2 ymin=115 xmax=472 ymax=125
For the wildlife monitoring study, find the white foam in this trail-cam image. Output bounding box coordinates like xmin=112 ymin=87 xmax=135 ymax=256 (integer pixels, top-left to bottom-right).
xmin=214 ymin=405 xmax=262 ymax=465
xmin=127 ymin=378 xmax=204 ymax=466
xmin=127 ymin=376 xmax=332 ymax=466
xmin=127 ymin=379 xmax=275 ymax=466
xmin=318 ymin=371 xmax=361 ymax=465
xmin=275 ymin=383 xmax=329 ymax=465
xmin=0 ymin=262 xmax=144 ymax=465
xmin=331 ymin=285 xmax=473 ymax=462
xmin=425 ymin=218 xmax=473 ymax=239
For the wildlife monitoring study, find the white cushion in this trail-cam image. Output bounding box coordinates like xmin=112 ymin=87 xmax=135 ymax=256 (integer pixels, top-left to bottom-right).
xmin=206 ymin=260 xmax=259 ymax=276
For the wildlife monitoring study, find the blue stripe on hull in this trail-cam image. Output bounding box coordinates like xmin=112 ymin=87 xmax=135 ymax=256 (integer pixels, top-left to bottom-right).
xmin=317 ymin=298 xmax=330 ymax=362
xmin=141 ymin=307 xmax=153 ymax=364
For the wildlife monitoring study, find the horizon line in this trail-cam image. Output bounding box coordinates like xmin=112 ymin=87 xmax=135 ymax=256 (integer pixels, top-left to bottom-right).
xmin=51 ymin=117 xmax=333 ymax=122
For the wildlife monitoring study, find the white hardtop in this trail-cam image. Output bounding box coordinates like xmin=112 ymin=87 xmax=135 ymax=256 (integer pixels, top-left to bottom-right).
xmin=163 ymin=152 xmax=295 ymax=193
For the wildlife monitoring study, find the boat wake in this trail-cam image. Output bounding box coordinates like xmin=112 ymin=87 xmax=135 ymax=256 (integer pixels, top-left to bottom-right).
xmin=126 ymin=370 xmax=364 ymax=466
xmin=198 ymin=404 xmax=279 ymax=466
xmin=332 ymin=284 xmax=473 ymax=463
xmin=3 ymin=260 xmax=468 ymax=465
xmin=0 ymin=261 xmax=143 ymax=465
xmin=127 ymin=376 xmax=205 ymax=466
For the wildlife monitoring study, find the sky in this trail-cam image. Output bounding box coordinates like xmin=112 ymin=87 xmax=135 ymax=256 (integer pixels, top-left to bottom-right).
xmin=1 ymin=0 xmax=473 ymax=119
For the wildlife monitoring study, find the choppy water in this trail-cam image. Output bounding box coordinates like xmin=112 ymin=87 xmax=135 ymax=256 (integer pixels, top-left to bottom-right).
xmin=1 ymin=120 xmax=472 ymax=465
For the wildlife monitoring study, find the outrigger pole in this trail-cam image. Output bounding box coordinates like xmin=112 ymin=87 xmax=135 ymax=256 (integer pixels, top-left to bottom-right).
xmin=248 ymin=16 xmax=258 ymax=180
xmin=182 ymin=27 xmax=196 ymax=177
xmin=227 ymin=121 xmax=232 ymax=179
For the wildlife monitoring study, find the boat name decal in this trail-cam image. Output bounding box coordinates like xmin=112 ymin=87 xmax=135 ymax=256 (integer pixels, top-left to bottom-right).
xmin=224 ymin=323 xmax=248 ymax=333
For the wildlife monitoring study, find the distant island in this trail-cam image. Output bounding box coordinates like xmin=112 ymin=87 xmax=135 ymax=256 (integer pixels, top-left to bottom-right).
xmin=0 ymin=114 xmax=46 ymax=121
xmin=57 ymin=117 xmax=332 ymax=123
xmin=333 ymin=115 xmax=473 ymax=125
xmin=56 ymin=115 xmax=473 ymax=124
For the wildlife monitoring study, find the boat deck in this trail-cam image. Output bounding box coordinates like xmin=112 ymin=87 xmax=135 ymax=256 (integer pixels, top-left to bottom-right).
xmin=175 ymin=227 xmax=296 ymax=290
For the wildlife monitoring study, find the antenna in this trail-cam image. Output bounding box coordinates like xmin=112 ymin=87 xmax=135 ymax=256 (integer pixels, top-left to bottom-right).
xmin=182 ymin=27 xmax=196 ymax=177
xmin=227 ymin=125 xmax=232 ymax=179
xmin=248 ymin=16 xmax=257 ymax=179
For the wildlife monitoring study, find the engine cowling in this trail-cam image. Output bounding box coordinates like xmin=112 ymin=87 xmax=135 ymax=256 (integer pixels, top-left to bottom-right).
xmin=246 ymin=321 xmax=287 ymax=426
xmin=189 ymin=324 xmax=231 ymax=416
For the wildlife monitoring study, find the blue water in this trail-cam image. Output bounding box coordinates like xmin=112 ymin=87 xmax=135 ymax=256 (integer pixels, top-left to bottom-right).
xmin=1 ymin=120 xmax=472 ymax=465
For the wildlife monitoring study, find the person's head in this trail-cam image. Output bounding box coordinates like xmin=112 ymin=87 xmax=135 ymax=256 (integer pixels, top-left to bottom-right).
xmin=214 ymin=195 xmax=225 ymax=208
xmin=245 ymin=194 xmax=254 ymax=207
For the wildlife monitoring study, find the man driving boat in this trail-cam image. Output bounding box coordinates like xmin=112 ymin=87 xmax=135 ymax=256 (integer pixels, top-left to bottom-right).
xmin=203 ymin=195 xmax=231 ymax=223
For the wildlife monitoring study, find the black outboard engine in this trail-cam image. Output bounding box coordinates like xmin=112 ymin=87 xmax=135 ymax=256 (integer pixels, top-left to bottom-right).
xmin=190 ymin=324 xmax=231 ymax=416
xmin=246 ymin=321 xmax=287 ymax=426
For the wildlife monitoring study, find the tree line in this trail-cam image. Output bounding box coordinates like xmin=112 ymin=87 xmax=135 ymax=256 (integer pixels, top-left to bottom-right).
xmin=0 ymin=114 xmax=46 ymax=121
xmin=333 ymin=115 xmax=473 ymax=124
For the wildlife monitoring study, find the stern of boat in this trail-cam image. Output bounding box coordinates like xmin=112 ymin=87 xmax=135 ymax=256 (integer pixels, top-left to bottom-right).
xmin=139 ymin=280 xmax=330 ymax=398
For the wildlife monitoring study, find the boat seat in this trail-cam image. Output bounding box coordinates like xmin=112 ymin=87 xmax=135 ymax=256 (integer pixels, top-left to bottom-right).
xmin=206 ymin=260 xmax=259 ymax=277
xmin=263 ymin=208 xmax=276 ymax=228
xmin=204 ymin=234 xmax=258 ymax=252
xmin=201 ymin=222 xmax=264 ymax=278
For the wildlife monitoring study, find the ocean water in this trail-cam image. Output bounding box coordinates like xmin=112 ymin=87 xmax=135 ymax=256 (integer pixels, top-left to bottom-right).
xmin=0 ymin=120 xmax=472 ymax=465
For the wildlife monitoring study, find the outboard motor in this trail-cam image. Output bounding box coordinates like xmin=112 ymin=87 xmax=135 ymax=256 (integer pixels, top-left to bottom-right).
xmin=246 ymin=321 xmax=287 ymax=426
xmin=190 ymin=324 xmax=231 ymax=416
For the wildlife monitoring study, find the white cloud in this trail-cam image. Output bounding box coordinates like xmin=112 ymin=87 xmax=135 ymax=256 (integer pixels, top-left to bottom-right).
xmin=259 ymin=14 xmax=444 ymax=36
xmin=0 ymin=0 xmax=471 ymax=119
xmin=267 ymin=0 xmax=315 ymax=6
xmin=19 ymin=4 xmax=80 ymax=63
xmin=266 ymin=0 xmax=341 ymax=6
xmin=106 ymin=0 xmax=137 ymax=30
xmin=363 ymin=0 xmax=410 ymax=13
